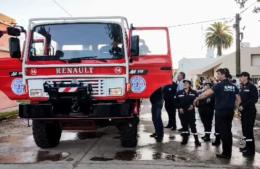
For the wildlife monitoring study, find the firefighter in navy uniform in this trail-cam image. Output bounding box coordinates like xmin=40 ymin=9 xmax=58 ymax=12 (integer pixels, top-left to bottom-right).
xmin=150 ymin=88 xmax=164 ymax=142
xmin=163 ymin=82 xmax=178 ymax=130
xmin=194 ymin=68 xmax=241 ymax=159
xmin=176 ymin=80 xmax=201 ymax=146
xmin=239 ymin=72 xmax=258 ymax=157
xmin=197 ymin=82 xmax=215 ymax=142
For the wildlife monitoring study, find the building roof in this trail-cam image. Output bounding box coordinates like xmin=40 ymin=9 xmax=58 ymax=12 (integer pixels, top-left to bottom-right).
xmin=193 ymin=46 xmax=260 ymax=76
xmin=0 ymin=13 xmax=16 ymax=26
xmin=192 ymin=55 xmax=225 ymax=75
xmin=178 ymin=57 xmax=216 ymax=76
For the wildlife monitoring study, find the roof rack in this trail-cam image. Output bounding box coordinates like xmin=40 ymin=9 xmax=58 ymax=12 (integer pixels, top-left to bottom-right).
xmin=29 ymin=16 xmax=129 ymax=29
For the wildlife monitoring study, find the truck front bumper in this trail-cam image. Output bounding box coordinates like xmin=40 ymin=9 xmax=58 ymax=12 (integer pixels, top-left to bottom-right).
xmin=19 ymin=102 xmax=133 ymax=119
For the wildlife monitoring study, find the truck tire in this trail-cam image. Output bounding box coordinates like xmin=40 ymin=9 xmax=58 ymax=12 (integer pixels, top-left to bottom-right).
xmin=118 ymin=117 xmax=139 ymax=148
xmin=32 ymin=120 xmax=62 ymax=148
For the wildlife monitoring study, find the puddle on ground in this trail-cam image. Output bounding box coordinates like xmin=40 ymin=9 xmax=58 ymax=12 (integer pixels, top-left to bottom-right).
xmin=77 ymin=132 xmax=105 ymax=140
xmin=115 ymin=150 xmax=141 ymax=160
xmin=65 ymin=157 xmax=74 ymax=162
xmin=91 ymin=150 xmax=189 ymax=162
xmin=0 ymin=151 xmax=70 ymax=164
xmin=115 ymin=150 xmax=189 ymax=161
xmin=36 ymin=151 xmax=70 ymax=162
xmin=113 ymin=135 xmax=121 ymax=139
xmin=61 ymin=131 xmax=105 ymax=141
xmin=90 ymin=157 xmax=113 ymax=161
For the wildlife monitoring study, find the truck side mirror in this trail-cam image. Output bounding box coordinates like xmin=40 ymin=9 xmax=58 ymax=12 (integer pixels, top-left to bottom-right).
xmin=9 ymin=37 xmax=21 ymax=58
xmin=131 ymin=35 xmax=139 ymax=56
xmin=7 ymin=27 xmax=21 ymax=36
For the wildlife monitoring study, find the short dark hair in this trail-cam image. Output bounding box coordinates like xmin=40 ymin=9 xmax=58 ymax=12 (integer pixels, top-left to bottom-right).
xmin=216 ymin=68 xmax=231 ymax=79
xmin=179 ymin=72 xmax=186 ymax=79
xmin=239 ymin=72 xmax=251 ymax=80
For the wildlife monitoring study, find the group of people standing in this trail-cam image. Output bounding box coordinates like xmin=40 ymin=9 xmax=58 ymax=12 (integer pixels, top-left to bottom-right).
xmin=149 ymin=68 xmax=258 ymax=159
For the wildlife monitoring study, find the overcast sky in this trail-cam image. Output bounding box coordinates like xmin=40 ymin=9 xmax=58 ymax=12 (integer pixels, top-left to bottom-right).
xmin=1 ymin=0 xmax=260 ymax=68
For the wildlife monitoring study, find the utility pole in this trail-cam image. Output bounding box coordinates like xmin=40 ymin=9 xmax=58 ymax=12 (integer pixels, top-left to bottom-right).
xmin=235 ymin=13 xmax=241 ymax=76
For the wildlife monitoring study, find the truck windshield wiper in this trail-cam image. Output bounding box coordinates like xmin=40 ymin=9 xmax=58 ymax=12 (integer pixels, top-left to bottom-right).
xmin=61 ymin=56 xmax=107 ymax=63
xmin=81 ymin=56 xmax=108 ymax=62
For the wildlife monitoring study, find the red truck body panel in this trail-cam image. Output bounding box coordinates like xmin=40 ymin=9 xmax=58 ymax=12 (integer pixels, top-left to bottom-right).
xmin=0 ymin=25 xmax=173 ymax=102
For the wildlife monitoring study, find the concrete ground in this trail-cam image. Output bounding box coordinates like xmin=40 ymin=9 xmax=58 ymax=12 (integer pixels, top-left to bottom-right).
xmin=0 ymin=100 xmax=260 ymax=169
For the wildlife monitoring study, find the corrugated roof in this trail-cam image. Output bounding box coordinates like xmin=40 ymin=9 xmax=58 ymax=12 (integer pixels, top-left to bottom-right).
xmin=0 ymin=13 xmax=16 ymax=26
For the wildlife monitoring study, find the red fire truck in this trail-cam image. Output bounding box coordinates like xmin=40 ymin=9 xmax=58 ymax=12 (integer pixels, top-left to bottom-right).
xmin=0 ymin=17 xmax=173 ymax=148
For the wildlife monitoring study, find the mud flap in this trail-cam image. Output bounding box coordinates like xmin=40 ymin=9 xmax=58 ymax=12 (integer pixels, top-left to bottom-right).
xmin=19 ymin=103 xmax=53 ymax=118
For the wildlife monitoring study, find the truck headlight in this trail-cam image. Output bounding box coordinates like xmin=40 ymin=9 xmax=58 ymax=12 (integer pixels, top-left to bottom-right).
xmin=30 ymin=89 xmax=43 ymax=97
xmin=109 ymin=88 xmax=122 ymax=96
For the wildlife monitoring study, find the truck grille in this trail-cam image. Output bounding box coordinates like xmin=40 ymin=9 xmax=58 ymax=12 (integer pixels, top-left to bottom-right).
xmin=79 ymin=79 xmax=105 ymax=96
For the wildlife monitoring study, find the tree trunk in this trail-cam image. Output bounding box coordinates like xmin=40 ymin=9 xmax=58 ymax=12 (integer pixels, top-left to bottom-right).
xmin=217 ymin=45 xmax=222 ymax=56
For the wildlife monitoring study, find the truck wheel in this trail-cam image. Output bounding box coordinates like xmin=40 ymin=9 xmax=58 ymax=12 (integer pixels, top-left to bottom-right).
xmin=32 ymin=120 xmax=62 ymax=148
xmin=118 ymin=117 xmax=139 ymax=148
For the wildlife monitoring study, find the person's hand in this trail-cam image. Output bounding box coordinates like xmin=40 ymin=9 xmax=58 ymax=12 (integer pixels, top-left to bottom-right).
xmin=188 ymin=105 xmax=194 ymax=111
xmin=193 ymin=99 xmax=199 ymax=107
xmin=238 ymin=106 xmax=243 ymax=112
xmin=179 ymin=108 xmax=184 ymax=114
xmin=206 ymin=98 xmax=211 ymax=103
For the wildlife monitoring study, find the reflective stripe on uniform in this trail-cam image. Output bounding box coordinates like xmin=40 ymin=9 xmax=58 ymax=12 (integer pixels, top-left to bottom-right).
xmin=191 ymin=133 xmax=198 ymax=135
xmin=181 ymin=131 xmax=189 ymax=134
xmin=240 ymin=136 xmax=246 ymax=141
xmin=245 ymin=139 xmax=253 ymax=142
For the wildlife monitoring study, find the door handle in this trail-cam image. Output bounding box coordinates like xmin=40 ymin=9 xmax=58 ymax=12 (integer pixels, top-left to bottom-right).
xmin=160 ymin=67 xmax=172 ymax=71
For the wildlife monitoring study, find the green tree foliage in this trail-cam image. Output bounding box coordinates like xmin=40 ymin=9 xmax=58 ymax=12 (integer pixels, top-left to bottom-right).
xmin=206 ymin=22 xmax=233 ymax=56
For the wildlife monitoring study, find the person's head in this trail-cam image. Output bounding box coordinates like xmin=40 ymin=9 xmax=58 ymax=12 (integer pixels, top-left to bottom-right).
xmin=203 ymin=82 xmax=212 ymax=90
xmin=112 ymin=41 xmax=119 ymax=48
xmin=216 ymin=68 xmax=230 ymax=81
xmin=183 ymin=80 xmax=192 ymax=90
xmin=177 ymin=72 xmax=185 ymax=81
xmin=239 ymin=72 xmax=250 ymax=84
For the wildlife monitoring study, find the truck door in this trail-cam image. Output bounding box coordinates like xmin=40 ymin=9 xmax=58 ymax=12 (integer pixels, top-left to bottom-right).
xmin=0 ymin=31 xmax=27 ymax=100
xmin=129 ymin=27 xmax=173 ymax=99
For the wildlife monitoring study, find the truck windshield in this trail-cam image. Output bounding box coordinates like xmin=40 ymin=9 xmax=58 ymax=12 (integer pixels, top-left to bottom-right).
xmin=29 ymin=23 xmax=124 ymax=61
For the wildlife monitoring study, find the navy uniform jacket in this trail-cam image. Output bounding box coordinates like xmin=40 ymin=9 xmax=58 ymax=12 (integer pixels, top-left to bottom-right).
xmin=150 ymin=88 xmax=163 ymax=104
xmin=197 ymin=90 xmax=215 ymax=110
xmin=239 ymin=82 xmax=258 ymax=111
xmin=176 ymin=89 xmax=198 ymax=111
xmin=212 ymin=79 xmax=239 ymax=115
xmin=163 ymin=83 xmax=178 ymax=105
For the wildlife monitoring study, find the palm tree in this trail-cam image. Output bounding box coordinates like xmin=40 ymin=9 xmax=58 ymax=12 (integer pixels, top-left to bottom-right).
xmin=206 ymin=22 xmax=233 ymax=57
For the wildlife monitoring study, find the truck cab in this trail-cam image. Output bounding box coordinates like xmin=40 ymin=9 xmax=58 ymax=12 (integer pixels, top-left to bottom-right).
xmin=0 ymin=17 xmax=173 ymax=148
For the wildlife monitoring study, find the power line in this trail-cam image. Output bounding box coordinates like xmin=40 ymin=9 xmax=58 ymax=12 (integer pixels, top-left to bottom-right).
xmin=52 ymin=0 xmax=73 ymax=17
xmin=239 ymin=0 xmax=258 ymax=14
xmin=168 ymin=0 xmax=258 ymax=29
xmin=168 ymin=17 xmax=233 ymax=28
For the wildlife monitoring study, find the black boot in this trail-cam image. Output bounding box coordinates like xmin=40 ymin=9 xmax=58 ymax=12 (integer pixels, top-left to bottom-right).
xmin=216 ymin=153 xmax=231 ymax=159
xmin=194 ymin=135 xmax=201 ymax=147
xmin=242 ymin=140 xmax=255 ymax=158
xmin=203 ymin=134 xmax=211 ymax=142
xmin=201 ymin=135 xmax=206 ymax=140
xmin=243 ymin=150 xmax=255 ymax=158
xmin=150 ymin=133 xmax=157 ymax=137
xmin=165 ymin=124 xmax=173 ymax=128
xmin=178 ymin=128 xmax=184 ymax=132
xmin=181 ymin=135 xmax=189 ymax=145
xmin=155 ymin=136 xmax=164 ymax=143
xmin=212 ymin=136 xmax=221 ymax=146
xmin=239 ymin=147 xmax=246 ymax=152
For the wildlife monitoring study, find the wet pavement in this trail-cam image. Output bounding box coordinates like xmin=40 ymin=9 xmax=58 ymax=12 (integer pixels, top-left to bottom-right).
xmin=0 ymin=100 xmax=260 ymax=169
